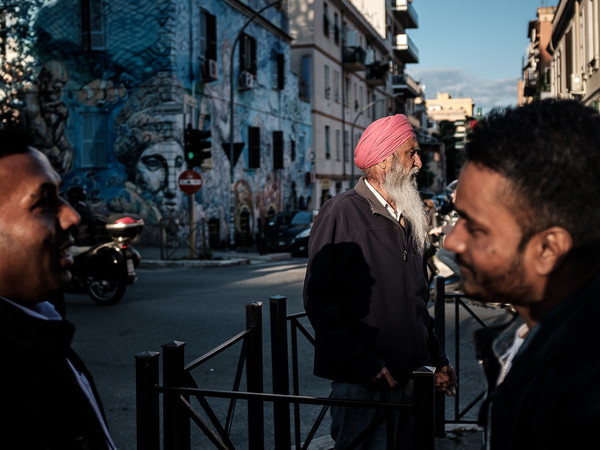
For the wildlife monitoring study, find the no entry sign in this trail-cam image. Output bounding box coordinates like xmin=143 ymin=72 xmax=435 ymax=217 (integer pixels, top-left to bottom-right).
xmin=178 ymin=170 xmax=203 ymax=194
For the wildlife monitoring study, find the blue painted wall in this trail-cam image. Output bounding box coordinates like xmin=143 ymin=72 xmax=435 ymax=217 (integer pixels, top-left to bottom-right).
xmin=29 ymin=0 xmax=312 ymax=249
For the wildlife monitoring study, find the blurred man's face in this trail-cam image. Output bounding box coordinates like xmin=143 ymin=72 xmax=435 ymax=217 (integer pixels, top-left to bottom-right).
xmin=444 ymin=162 xmax=536 ymax=304
xmin=0 ymin=149 xmax=80 ymax=304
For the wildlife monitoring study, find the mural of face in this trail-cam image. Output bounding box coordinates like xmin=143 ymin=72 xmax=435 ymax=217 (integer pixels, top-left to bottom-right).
xmin=135 ymin=140 xmax=186 ymax=217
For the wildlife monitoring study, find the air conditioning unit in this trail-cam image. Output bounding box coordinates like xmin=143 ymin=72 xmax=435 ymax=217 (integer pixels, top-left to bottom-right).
xmin=239 ymin=71 xmax=254 ymax=90
xmin=206 ymin=59 xmax=218 ymax=81
xmin=570 ymin=73 xmax=584 ymax=94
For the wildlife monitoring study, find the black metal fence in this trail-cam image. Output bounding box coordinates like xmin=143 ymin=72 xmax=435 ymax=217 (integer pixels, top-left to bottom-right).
xmin=432 ymin=276 xmax=515 ymax=435
xmin=136 ymin=298 xmax=436 ymax=449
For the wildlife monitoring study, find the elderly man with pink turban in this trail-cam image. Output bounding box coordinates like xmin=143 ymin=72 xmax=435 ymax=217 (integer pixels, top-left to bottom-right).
xmin=303 ymin=114 xmax=457 ymax=449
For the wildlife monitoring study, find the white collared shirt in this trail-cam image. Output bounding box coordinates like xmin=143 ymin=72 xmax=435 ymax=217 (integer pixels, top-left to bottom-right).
xmin=497 ymin=323 xmax=529 ymax=385
xmin=364 ymin=179 xmax=402 ymax=221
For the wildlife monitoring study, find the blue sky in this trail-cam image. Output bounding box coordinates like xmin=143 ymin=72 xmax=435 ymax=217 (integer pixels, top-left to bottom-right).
xmin=410 ymin=0 xmax=558 ymax=114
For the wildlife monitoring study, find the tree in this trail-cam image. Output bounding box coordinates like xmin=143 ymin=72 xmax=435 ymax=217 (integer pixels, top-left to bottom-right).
xmin=0 ymin=0 xmax=46 ymax=129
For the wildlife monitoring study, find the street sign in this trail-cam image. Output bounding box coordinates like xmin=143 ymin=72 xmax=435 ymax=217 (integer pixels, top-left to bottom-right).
xmin=178 ymin=170 xmax=203 ymax=194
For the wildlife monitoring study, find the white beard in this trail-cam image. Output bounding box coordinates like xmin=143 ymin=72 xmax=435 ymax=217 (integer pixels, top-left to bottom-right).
xmin=382 ymin=160 xmax=428 ymax=254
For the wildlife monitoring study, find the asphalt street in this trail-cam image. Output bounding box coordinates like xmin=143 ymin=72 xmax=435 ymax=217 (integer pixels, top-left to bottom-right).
xmin=64 ymin=249 xmax=510 ymax=449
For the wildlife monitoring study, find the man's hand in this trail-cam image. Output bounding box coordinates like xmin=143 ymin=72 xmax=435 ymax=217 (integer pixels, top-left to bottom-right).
xmin=371 ymin=366 xmax=398 ymax=389
xmin=429 ymin=226 xmax=443 ymax=236
xmin=435 ymin=364 xmax=458 ymax=396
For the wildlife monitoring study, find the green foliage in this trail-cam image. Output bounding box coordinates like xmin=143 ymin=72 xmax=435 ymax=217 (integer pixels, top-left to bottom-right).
xmin=0 ymin=0 xmax=46 ymax=129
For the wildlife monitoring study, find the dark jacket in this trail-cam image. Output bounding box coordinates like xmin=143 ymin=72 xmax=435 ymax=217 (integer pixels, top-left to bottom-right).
xmin=0 ymin=298 xmax=114 ymax=449
xmin=484 ymin=274 xmax=600 ymax=450
xmin=303 ymin=178 xmax=448 ymax=384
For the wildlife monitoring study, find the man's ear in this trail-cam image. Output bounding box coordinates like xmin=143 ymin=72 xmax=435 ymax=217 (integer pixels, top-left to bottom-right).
xmin=531 ymin=227 xmax=573 ymax=275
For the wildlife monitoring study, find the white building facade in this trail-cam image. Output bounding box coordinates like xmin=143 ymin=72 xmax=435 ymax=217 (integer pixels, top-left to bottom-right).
xmin=288 ymin=0 xmax=425 ymax=207
xmin=550 ymin=0 xmax=600 ymax=109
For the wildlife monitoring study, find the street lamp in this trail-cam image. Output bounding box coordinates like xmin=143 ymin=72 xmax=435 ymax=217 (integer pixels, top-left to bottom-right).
xmin=227 ymin=0 xmax=283 ymax=248
xmin=350 ymin=98 xmax=386 ymax=186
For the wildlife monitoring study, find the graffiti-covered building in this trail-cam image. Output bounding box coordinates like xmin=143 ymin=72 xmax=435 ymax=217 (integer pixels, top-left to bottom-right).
xmin=28 ymin=0 xmax=312 ymax=249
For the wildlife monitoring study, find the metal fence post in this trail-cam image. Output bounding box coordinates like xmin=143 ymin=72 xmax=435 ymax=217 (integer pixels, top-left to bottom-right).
xmin=413 ymin=366 xmax=436 ymax=450
xmin=135 ymin=351 xmax=160 ymax=450
xmin=246 ymin=302 xmax=264 ymax=450
xmin=160 ymin=219 xmax=167 ymax=259
xmin=163 ymin=341 xmax=190 ymax=450
xmin=434 ymin=276 xmax=447 ymax=437
xmin=269 ymin=295 xmax=291 ymax=449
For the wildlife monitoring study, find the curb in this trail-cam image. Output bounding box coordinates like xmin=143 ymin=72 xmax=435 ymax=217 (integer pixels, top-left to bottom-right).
xmin=139 ymin=252 xmax=294 ymax=269
xmin=140 ymin=257 xmax=250 ymax=269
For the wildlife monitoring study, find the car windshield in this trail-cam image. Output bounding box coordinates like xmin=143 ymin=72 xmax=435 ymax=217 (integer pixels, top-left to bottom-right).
xmin=268 ymin=211 xmax=293 ymax=226
xmin=291 ymin=211 xmax=313 ymax=225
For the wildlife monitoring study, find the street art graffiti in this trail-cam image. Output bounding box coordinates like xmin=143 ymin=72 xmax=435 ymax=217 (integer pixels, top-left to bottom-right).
xmin=234 ymin=179 xmax=254 ymax=245
xmin=114 ymin=72 xmax=188 ymax=228
xmin=77 ymin=79 xmax=127 ymax=107
xmin=24 ymin=60 xmax=73 ymax=174
xmin=26 ymin=0 xmax=313 ymax=251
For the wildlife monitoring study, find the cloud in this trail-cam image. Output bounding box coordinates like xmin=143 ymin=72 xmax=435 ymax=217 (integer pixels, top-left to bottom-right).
xmin=410 ymin=67 xmax=520 ymax=115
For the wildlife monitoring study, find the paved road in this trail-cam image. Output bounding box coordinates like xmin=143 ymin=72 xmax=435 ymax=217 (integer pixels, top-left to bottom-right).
xmin=65 ymin=256 xmax=511 ymax=449
xmin=66 ymin=257 xmax=322 ymax=449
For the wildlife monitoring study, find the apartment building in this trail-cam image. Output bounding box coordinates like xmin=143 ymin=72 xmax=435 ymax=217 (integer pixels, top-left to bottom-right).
xmin=519 ymin=6 xmax=556 ymax=105
xmin=14 ymin=0 xmax=442 ymax=248
xmin=288 ymin=0 xmax=425 ymax=207
xmin=424 ymin=93 xmax=474 ymax=126
xmin=23 ymin=0 xmax=312 ymax=248
xmin=549 ymin=0 xmax=600 ymax=108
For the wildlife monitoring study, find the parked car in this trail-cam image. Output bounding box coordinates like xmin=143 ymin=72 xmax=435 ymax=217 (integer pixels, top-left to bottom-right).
xmin=264 ymin=210 xmax=298 ymax=252
xmin=266 ymin=210 xmax=318 ymax=256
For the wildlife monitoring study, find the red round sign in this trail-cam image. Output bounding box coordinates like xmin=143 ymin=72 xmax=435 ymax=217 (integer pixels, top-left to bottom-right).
xmin=178 ymin=170 xmax=203 ymax=194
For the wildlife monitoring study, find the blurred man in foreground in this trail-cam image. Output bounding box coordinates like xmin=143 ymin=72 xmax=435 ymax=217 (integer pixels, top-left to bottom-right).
xmin=445 ymin=99 xmax=600 ymax=449
xmin=0 ymin=129 xmax=117 ymax=449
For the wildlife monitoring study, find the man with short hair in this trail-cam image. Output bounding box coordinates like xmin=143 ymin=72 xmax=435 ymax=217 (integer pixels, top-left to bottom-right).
xmin=0 ymin=129 xmax=117 ymax=449
xmin=304 ymin=114 xmax=457 ymax=449
xmin=444 ymin=99 xmax=600 ymax=449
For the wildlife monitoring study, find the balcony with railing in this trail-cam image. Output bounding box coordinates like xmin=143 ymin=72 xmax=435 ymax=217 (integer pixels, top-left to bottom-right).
xmin=392 ymin=72 xmax=420 ymax=97
xmin=343 ymin=45 xmax=367 ymax=72
xmin=393 ymin=34 xmax=419 ymax=63
xmin=523 ymin=67 xmax=538 ymax=97
xmin=391 ymin=0 xmax=419 ymax=29
xmin=366 ymin=62 xmax=389 ymax=86
xmin=298 ymin=78 xmax=310 ymax=102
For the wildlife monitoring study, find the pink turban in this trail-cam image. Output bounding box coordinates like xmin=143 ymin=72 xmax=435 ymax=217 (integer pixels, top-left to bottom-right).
xmin=354 ymin=114 xmax=415 ymax=170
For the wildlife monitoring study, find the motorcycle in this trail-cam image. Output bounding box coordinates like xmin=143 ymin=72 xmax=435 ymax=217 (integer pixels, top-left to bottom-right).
xmin=67 ymin=213 xmax=144 ymax=305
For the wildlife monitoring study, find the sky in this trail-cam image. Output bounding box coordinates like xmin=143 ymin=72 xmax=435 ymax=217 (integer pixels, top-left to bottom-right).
xmin=410 ymin=0 xmax=558 ymax=115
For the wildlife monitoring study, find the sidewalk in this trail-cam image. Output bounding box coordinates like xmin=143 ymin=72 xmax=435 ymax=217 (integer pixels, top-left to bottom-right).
xmin=304 ymin=425 xmax=484 ymax=449
xmin=137 ymin=245 xmax=294 ymax=269
xmin=136 ymin=245 xmax=487 ymax=449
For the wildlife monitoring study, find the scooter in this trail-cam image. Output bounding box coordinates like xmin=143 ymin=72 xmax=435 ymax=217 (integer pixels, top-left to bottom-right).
xmin=67 ymin=214 xmax=144 ymax=305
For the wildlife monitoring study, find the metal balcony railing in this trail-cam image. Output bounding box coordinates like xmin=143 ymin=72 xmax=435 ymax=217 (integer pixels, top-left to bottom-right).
xmin=366 ymin=62 xmax=389 ymax=86
xmin=343 ymin=46 xmax=367 ymax=71
xmin=392 ymin=73 xmax=421 ymax=97
xmin=391 ymin=0 xmax=419 ymax=28
xmin=394 ymin=34 xmax=419 ymax=64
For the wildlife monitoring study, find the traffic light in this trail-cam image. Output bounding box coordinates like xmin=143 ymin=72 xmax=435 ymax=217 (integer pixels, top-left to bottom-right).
xmin=184 ymin=125 xmax=212 ymax=169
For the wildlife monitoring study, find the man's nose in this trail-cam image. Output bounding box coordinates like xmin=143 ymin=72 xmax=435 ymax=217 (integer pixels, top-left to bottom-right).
xmin=60 ymin=200 xmax=80 ymax=230
xmin=444 ymin=222 xmax=464 ymax=254
xmin=414 ymin=153 xmax=422 ymax=169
